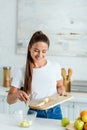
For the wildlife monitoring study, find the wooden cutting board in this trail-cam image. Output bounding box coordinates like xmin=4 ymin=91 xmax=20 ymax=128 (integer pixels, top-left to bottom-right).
xmin=66 ymin=123 xmax=76 ymax=130
xmin=29 ymin=93 xmax=73 ymax=110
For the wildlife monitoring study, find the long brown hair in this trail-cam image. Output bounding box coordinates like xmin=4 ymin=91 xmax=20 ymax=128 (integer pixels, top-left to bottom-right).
xmin=23 ymin=31 xmax=50 ymax=95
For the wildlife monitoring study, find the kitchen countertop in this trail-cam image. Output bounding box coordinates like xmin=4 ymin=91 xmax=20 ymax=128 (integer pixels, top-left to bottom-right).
xmin=0 ymin=86 xmax=9 ymax=96
xmin=67 ymin=92 xmax=87 ymax=103
xmin=0 ymin=113 xmax=64 ymax=130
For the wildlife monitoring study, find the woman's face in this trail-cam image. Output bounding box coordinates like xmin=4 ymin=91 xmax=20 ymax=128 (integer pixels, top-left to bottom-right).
xmin=29 ymin=41 xmax=49 ymax=64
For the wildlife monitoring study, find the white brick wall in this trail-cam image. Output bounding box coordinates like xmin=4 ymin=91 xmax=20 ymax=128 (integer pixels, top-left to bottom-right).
xmin=0 ymin=0 xmax=87 ymax=86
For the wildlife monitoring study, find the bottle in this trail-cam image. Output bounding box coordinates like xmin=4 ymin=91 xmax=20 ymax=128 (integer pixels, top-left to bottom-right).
xmin=3 ymin=67 xmax=11 ymax=88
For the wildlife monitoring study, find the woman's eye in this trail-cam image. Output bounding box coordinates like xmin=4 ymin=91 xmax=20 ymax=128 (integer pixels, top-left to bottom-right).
xmin=34 ymin=50 xmax=39 ymax=52
xmin=42 ymin=51 xmax=47 ymax=53
xmin=33 ymin=49 xmax=47 ymax=53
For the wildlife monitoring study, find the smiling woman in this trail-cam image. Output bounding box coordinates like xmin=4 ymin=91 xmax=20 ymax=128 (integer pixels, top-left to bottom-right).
xmin=7 ymin=31 xmax=66 ymax=120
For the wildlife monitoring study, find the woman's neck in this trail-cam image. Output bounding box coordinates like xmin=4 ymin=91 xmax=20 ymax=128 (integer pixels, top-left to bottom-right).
xmin=34 ymin=59 xmax=47 ymax=68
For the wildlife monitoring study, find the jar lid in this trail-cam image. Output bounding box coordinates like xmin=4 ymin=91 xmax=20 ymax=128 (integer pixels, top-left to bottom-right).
xmin=3 ymin=66 xmax=11 ymax=69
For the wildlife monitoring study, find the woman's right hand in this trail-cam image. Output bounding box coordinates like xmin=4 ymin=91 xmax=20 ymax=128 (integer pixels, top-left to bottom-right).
xmin=7 ymin=86 xmax=30 ymax=104
xmin=17 ymin=90 xmax=30 ymax=103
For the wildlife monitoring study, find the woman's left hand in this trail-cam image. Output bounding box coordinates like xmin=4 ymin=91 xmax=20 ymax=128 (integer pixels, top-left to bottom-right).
xmin=57 ymin=85 xmax=66 ymax=96
xmin=57 ymin=80 xmax=67 ymax=96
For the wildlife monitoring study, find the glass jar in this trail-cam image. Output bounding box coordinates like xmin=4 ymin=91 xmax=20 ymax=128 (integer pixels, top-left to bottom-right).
xmin=3 ymin=67 xmax=11 ymax=88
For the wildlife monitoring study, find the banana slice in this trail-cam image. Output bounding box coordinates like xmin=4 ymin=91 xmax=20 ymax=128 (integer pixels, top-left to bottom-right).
xmin=37 ymin=97 xmax=49 ymax=107
xmin=43 ymin=97 xmax=49 ymax=103
xmin=20 ymin=120 xmax=32 ymax=127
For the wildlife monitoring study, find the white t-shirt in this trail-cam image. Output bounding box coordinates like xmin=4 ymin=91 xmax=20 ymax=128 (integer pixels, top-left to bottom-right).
xmin=11 ymin=60 xmax=62 ymax=101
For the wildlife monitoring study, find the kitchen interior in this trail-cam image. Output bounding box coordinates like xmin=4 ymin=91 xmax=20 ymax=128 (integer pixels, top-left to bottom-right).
xmin=0 ymin=0 xmax=87 ymax=129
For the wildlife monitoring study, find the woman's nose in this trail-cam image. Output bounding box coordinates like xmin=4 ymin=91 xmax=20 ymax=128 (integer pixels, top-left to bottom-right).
xmin=38 ymin=51 xmax=43 ymax=57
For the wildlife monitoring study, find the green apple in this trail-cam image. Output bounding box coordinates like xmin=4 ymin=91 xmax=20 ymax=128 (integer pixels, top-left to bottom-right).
xmin=74 ymin=119 xmax=84 ymax=130
xmin=61 ymin=117 xmax=70 ymax=127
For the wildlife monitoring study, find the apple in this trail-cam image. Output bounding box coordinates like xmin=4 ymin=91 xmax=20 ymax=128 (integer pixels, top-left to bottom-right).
xmin=74 ymin=119 xmax=84 ymax=130
xmin=61 ymin=117 xmax=70 ymax=127
xmin=82 ymin=115 xmax=87 ymax=122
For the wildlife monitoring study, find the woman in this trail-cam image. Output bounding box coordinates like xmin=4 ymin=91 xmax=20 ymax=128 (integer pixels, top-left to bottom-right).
xmin=7 ymin=31 xmax=66 ymax=119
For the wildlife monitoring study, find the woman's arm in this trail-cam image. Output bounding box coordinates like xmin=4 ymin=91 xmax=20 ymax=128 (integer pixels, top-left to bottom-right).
xmin=7 ymin=86 xmax=29 ymax=105
xmin=56 ymin=79 xmax=66 ymax=95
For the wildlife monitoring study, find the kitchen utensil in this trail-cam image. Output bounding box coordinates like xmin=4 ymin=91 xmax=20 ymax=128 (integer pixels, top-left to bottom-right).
xmin=68 ymin=68 xmax=73 ymax=81
xmin=29 ymin=93 xmax=73 ymax=110
xmin=61 ymin=68 xmax=73 ymax=92
xmin=26 ymin=92 xmax=37 ymax=108
xmin=13 ymin=109 xmax=37 ymax=127
xmin=61 ymin=68 xmax=66 ymax=80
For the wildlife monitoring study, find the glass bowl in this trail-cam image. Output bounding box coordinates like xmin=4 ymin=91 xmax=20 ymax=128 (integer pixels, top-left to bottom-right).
xmin=13 ymin=110 xmax=37 ymax=127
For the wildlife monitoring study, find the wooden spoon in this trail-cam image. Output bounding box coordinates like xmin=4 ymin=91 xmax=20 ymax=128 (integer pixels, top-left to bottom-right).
xmin=68 ymin=68 xmax=72 ymax=81
xmin=61 ymin=68 xmax=66 ymax=80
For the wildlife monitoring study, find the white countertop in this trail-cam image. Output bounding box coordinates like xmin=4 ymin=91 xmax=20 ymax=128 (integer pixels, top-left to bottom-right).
xmin=0 ymin=113 xmax=64 ymax=130
xmin=0 ymin=86 xmax=9 ymax=96
xmin=68 ymin=92 xmax=87 ymax=103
